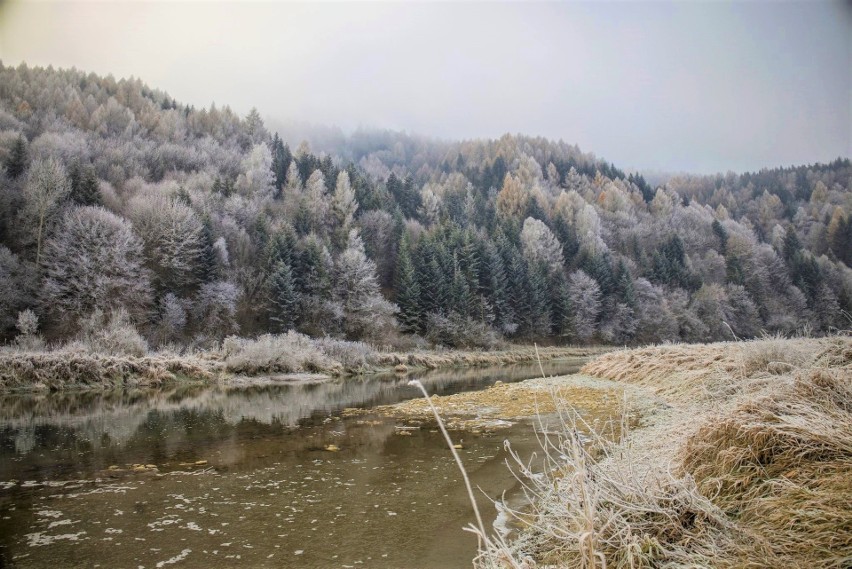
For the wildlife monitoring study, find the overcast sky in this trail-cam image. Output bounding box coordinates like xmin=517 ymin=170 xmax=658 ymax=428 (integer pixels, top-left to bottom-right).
xmin=1 ymin=1 xmax=849 ymax=174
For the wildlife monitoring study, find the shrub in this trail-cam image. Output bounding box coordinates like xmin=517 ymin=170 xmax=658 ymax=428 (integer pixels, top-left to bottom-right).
xmin=222 ymin=332 xmax=340 ymax=375
xmin=425 ymin=312 xmax=502 ymax=349
xmin=75 ymin=308 xmax=148 ymax=357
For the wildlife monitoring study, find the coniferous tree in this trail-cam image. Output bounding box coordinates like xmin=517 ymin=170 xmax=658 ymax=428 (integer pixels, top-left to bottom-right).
xmin=394 ymin=234 xmax=422 ymax=333
xmin=269 ymin=260 xmax=298 ymax=332
xmin=198 ymin=216 xmax=218 ymax=283
xmin=613 ymin=260 xmax=636 ymax=309
xmin=5 ymin=135 xmax=28 ymax=178
xmin=68 ymin=161 xmax=98 ymax=206
xmin=526 ymin=261 xmax=552 ymax=337
xmin=550 ymin=271 xmax=574 ymax=337
xmin=711 ymin=219 xmax=728 ymax=255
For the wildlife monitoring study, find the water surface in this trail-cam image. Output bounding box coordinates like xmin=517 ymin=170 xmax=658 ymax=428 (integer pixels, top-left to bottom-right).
xmin=0 ymin=358 xmax=599 ymax=568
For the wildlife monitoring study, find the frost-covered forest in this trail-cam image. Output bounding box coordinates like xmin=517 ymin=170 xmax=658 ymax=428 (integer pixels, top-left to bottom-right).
xmin=1 ymin=63 xmax=850 ymax=349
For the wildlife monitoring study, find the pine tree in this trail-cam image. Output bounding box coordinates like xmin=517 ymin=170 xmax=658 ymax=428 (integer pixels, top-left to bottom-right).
xmin=198 ymin=216 xmax=217 ymax=283
xmin=481 ymin=241 xmax=511 ymax=333
xmin=270 ymin=134 xmax=292 ymax=195
xmin=526 ymin=261 xmax=551 ymax=337
xmin=550 ymin=271 xmax=574 ymax=337
xmin=269 ymin=261 xmax=298 ymax=332
xmin=613 ymin=260 xmax=636 ymax=309
xmin=450 ymin=258 xmax=472 ymax=317
xmin=394 ymin=234 xmax=422 ymax=333
xmin=5 ymin=135 xmax=28 ymax=178
xmin=711 ymin=219 xmax=728 ymax=255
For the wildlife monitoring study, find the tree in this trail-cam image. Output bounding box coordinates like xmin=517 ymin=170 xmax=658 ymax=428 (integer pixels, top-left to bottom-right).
xmin=335 ymin=230 xmax=397 ymax=340
xmin=237 ymin=143 xmax=275 ymax=196
xmin=68 ymin=161 xmax=100 ymax=206
xmin=154 ymin=293 xmax=188 ymax=345
xmin=270 ymin=134 xmax=292 ymax=195
xmin=40 ymin=206 xmax=152 ymax=329
xmin=129 ymin=194 xmax=204 ymax=294
xmin=305 ymin=169 xmax=330 ymax=235
xmin=520 ymin=217 xmax=563 ymax=273
xmin=394 ymin=234 xmax=421 ymax=333
xmin=568 ymin=270 xmax=601 ymax=342
xmin=193 ymin=280 xmax=240 ymax=340
xmin=496 ymin=174 xmax=529 ymax=220
xmin=5 ymin=135 xmax=28 ymax=178
xmin=331 ymin=171 xmax=358 ymax=248
xmin=268 ymin=261 xmax=298 ymax=332
xmin=22 ymin=158 xmax=70 ymax=265
xmin=0 ymin=246 xmax=33 ymax=337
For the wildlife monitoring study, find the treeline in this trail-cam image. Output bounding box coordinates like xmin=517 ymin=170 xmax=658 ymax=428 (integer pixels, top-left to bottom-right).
xmin=0 ymin=62 xmax=850 ymax=349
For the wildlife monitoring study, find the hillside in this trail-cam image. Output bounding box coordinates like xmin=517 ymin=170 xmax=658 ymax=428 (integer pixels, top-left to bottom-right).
xmin=1 ymin=62 xmax=850 ymax=350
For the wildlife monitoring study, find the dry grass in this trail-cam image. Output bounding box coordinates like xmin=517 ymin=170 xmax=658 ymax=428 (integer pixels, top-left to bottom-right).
xmin=680 ymin=367 xmax=852 ymax=567
xmin=221 ymin=332 xmax=345 ymax=375
xmin=374 ymin=346 xmax=607 ymax=370
xmin=0 ymin=348 xmax=214 ymax=391
xmin=487 ymin=336 xmax=852 ymax=568
xmin=489 ymin=407 xmax=745 ymax=569
xmin=0 ymin=335 xmax=602 ymax=392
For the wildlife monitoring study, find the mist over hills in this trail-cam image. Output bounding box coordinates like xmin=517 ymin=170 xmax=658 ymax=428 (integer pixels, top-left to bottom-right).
xmin=1 ymin=62 xmax=850 ymax=348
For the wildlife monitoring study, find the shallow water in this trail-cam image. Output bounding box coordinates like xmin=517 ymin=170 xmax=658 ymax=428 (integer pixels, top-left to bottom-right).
xmin=0 ymin=358 xmax=599 ymax=568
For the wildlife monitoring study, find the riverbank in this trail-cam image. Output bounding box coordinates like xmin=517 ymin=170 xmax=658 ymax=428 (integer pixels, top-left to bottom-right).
xmin=479 ymin=336 xmax=852 ymax=568
xmin=0 ymin=336 xmax=606 ymax=392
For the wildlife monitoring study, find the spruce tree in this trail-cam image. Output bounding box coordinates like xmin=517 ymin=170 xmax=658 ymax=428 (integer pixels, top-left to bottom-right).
xmin=614 ymin=260 xmax=636 ymax=309
xmin=527 ymin=261 xmax=551 ymax=337
xmin=550 ymin=271 xmax=574 ymax=338
xmin=269 ymin=261 xmax=298 ymax=332
xmin=394 ymin=235 xmax=422 ymax=333
xmin=5 ymin=136 xmax=28 ymax=178
xmin=198 ymin=216 xmax=217 ymax=283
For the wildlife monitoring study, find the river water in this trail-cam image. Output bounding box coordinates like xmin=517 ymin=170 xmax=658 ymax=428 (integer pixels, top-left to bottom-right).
xmin=0 ymin=358 xmax=595 ymax=568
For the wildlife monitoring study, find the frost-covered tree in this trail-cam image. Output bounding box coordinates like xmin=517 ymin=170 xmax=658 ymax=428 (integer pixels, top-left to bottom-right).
xmin=520 ymin=217 xmax=563 ymax=273
xmin=129 ymin=194 xmax=204 ymax=294
xmin=154 ymin=293 xmax=188 ymax=345
xmin=40 ymin=206 xmax=152 ymax=330
xmin=568 ymin=270 xmax=601 ymax=342
xmin=4 ymin=135 xmax=28 ymax=178
xmin=237 ymin=143 xmax=275 ymax=197
xmin=304 ymin=169 xmax=330 ymax=235
xmin=335 ymin=230 xmax=397 ymax=340
xmin=331 ymin=171 xmax=358 ymax=247
xmin=193 ymin=280 xmax=240 ymax=341
xmin=0 ymin=246 xmax=33 ymax=337
xmin=268 ymin=260 xmax=298 ymax=332
xmin=22 ymin=158 xmax=70 ymax=264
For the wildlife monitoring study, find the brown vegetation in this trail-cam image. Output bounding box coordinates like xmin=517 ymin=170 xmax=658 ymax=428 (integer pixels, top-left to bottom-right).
xmin=0 ymin=339 xmax=603 ymax=391
xmin=0 ymin=349 xmax=214 ymax=391
xmin=487 ymin=336 xmax=852 ymax=568
xmin=373 ymin=346 xmax=607 ymax=370
xmin=348 ymin=374 xmax=626 ymax=431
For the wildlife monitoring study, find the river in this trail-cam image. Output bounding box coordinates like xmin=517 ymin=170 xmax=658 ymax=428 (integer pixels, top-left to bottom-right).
xmin=0 ymin=357 xmax=597 ymax=568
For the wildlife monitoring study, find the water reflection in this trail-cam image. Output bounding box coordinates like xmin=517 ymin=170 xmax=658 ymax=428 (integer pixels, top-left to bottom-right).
xmin=0 ymin=358 xmax=584 ymax=467
xmin=0 ymin=358 xmax=590 ymax=569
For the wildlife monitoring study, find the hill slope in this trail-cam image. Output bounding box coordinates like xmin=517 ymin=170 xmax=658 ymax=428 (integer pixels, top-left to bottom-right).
xmin=0 ymin=62 xmax=850 ymax=349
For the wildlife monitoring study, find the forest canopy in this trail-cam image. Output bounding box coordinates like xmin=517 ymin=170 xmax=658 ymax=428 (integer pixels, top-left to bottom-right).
xmin=1 ymin=62 xmax=850 ymax=349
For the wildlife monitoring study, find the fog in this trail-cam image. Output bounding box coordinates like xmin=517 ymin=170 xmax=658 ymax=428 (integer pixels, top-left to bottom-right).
xmin=1 ymin=1 xmax=849 ymax=174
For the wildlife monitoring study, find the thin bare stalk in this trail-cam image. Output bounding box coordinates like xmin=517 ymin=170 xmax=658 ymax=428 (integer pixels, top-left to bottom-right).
xmin=408 ymin=379 xmax=489 ymax=543
xmin=534 ymin=342 xmax=546 ymax=380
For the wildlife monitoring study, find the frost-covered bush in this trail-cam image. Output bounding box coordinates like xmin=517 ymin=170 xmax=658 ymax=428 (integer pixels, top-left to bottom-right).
xmin=222 ymin=332 xmax=339 ymax=374
xmin=311 ymin=336 xmax=376 ymax=370
xmin=425 ymin=312 xmax=502 ymax=349
xmin=75 ymin=308 xmax=148 ymax=357
xmin=13 ymin=309 xmax=44 ymax=351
